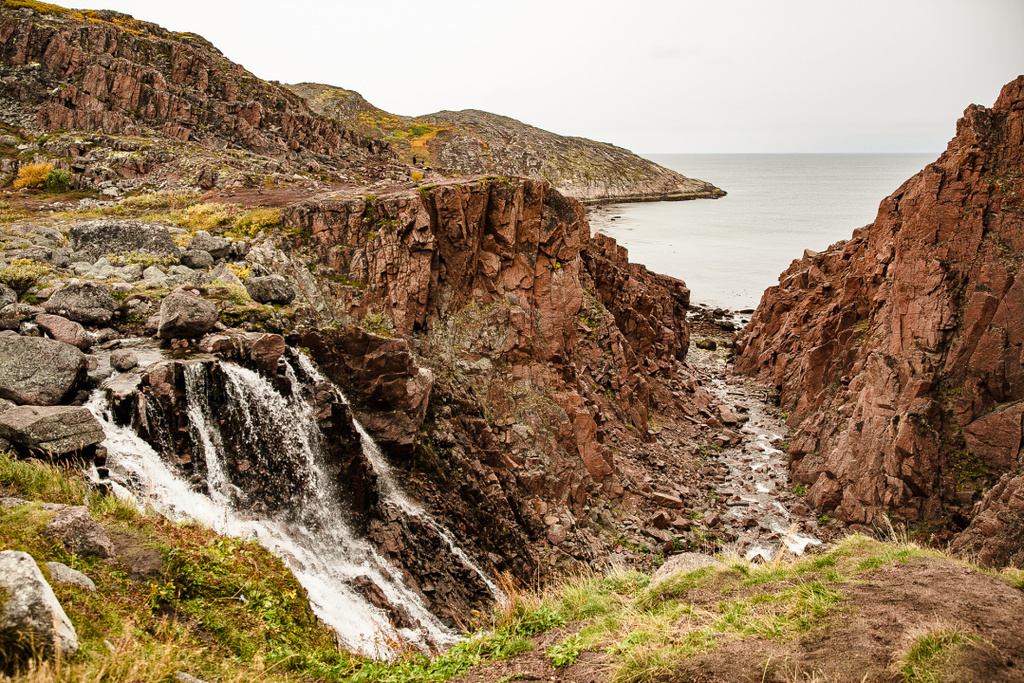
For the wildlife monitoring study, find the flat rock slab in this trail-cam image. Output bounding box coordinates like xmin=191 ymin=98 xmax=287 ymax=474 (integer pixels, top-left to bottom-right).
xmin=45 ymin=561 xmax=96 ymax=591
xmin=68 ymin=219 xmax=181 ymax=258
xmin=0 ymin=405 xmax=104 ymax=455
xmin=0 ymin=550 xmax=78 ymax=660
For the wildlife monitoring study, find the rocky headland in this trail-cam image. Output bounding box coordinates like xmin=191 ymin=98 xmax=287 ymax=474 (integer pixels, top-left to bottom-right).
xmin=290 ymin=82 xmax=725 ymax=204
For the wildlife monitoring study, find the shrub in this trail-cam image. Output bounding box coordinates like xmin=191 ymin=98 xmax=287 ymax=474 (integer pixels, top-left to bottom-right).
xmin=232 ymin=208 xmax=281 ymax=237
xmin=411 ymin=171 xmax=424 ymax=182
xmin=0 ymin=258 xmax=51 ymax=295
xmin=12 ymin=162 xmax=53 ymax=189
xmin=44 ymin=167 xmax=72 ymax=192
xmin=226 ymin=262 xmax=251 ymax=281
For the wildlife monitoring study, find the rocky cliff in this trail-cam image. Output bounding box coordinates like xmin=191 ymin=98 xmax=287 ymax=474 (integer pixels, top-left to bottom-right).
xmin=0 ymin=1 xmax=404 ymax=196
xmin=290 ymin=82 xmax=724 ymax=203
xmin=734 ymin=75 xmax=1024 ymax=565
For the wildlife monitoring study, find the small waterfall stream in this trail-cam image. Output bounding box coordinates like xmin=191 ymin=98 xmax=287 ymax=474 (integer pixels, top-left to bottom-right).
xmin=87 ymin=351 xmax=500 ymax=659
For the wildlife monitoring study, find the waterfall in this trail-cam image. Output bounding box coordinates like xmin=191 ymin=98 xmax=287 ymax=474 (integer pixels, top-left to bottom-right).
xmin=291 ymin=353 xmax=507 ymax=605
xmin=87 ymin=355 xmax=483 ymax=659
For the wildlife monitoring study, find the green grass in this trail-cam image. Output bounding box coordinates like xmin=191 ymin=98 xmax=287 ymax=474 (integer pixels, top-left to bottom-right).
xmin=897 ymin=625 xmax=984 ymax=683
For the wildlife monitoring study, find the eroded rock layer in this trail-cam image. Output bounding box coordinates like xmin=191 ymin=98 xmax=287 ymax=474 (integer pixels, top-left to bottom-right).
xmin=735 ymin=76 xmax=1024 ymax=564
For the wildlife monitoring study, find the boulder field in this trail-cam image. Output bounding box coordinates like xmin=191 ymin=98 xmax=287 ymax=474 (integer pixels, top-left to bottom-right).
xmin=735 ymin=75 xmax=1024 ymax=566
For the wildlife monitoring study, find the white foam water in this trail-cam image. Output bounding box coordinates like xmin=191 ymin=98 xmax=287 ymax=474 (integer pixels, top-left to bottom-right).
xmin=87 ymin=360 xmax=459 ymax=659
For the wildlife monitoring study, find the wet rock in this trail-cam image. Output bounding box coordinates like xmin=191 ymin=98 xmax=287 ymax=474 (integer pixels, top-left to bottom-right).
xmin=44 ymin=282 xmax=118 ymax=325
xmin=45 ymin=562 xmax=96 ymax=591
xmin=68 ymin=219 xmax=181 ymax=258
xmin=109 ymin=348 xmax=138 ymax=371
xmin=157 ymin=290 xmax=218 ymax=339
xmin=34 ymin=313 xmax=90 ymax=350
xmin=44 ymin=506 xmax=114 ymax=558
xmin=245 ymin=275 xmax=295 ymax=304
xmin=0 ymin=336 xmax=86 ymax=405
xmin=0 ymin=405 xmax=104 ymax=455
xmin=0 ymin=550 xmax=78 ymax=660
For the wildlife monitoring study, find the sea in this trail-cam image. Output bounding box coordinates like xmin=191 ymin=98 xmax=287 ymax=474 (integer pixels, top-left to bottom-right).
xmin=586 ymin=153 xmax=936 ymax=312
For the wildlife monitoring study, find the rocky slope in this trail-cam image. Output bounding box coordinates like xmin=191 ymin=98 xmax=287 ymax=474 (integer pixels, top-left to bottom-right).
xmin=734 ymin=75 xmax=1024 ymax=566
xmin=289 ymin=82 xmax=724 ymax=203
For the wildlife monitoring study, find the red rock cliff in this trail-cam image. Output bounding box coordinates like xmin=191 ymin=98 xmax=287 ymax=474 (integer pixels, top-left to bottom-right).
xmin=734 ymin=76 xmax=1024 ymax=564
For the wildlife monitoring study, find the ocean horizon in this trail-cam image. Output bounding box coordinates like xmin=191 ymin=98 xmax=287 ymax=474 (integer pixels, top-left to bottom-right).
xmin=586 ymin=152 xmax=937 ymax=311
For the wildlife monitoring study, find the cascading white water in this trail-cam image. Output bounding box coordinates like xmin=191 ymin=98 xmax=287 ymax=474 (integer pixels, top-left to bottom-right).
xmin=291 ymin=353 xmax=507 ymax=604
xmin=88 ymin=359 xmax=461 ymax=659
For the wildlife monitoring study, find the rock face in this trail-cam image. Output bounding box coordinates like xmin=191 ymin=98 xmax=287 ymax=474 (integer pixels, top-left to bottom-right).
xmin=0 ymin=336 xmax=86 ymax=405
xmin=291 ymin=82 xmax=725 ymax=204
xmin=0 ymin=550 xmax=78 ymax=660
xmin=0 ymin=405 xmax=105 ymax=455
xmin=735 ymin=76 xmax=1024 ymax=562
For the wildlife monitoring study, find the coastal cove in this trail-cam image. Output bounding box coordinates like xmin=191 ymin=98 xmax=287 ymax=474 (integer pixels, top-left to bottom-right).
xmin=587 ymin=153 xmax=935 ymax=311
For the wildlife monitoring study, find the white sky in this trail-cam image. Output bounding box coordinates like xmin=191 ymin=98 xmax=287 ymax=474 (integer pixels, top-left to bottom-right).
xmin=70 ymin=0 xmax=1024 ymax=154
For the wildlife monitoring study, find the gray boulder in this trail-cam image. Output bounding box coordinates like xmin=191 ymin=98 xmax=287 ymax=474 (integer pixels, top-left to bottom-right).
xmin=34 ymin=313 xmax=91 ymax=350
xmin=0 ymin=336 xmax=86 ymax=405
xmin=44 ymin=506 xmax=114 ymax=558
xmin=44 ymin=282 xmax=118 ymax=325
xmin=181 ymin=249 xmax=214 ymax=270
xmin=245 ymin=275 xmax=296 ymax=304
xmin=210 ymin=263 xmax=242 ymax=286
xmin=0 ymin=550 xmax=78 ymax=660
xmin=157 ymin=290 xmax=218 ymax=339
xmin=0 ymin=283 xmax=16 ymax=309
xmin=188 ymin=231 xmax=231 ymax=259
xmin=68 ymin=219 xmax=181 ymax=259
xmin=0 ymin=405 xmax=105 ymax=455
xmin=45 ymin=562 xmax=96 ymax=591
xmin=142 ymin=266 xmax=168 ymax=285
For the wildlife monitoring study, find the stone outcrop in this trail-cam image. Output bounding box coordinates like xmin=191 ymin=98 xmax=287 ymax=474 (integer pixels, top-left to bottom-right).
xmin=291 ymin=82 xmax=724 ymax=203
xmin=0 ymin=336 xmax=86 ymax=405
xmin=0 ymin=550 xmax=78 ymax=660
xmin=734 ymin=76 xmax=1024 ymax=562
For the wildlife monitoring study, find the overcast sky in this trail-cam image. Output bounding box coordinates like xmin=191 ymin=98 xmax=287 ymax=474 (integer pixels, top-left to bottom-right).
xmin=71 ymin=0 xmax=1023 ymax=154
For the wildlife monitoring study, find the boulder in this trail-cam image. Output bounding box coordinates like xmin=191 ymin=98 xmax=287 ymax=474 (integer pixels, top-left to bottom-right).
xmin=67 ymin=219 xmax=181 ymax=258
xmin=44 ymin=282 xmax=118 ymax=325
xmin=0 ymin=405 xmax=105 ymax=455
xmin=188 ymin=231 xmax=231 ymax=259
xmin=142 ymin=265 xmax=168 ymax=285
xmin=245 ymin=275 xmax=296 ymax=304
xmin=45 ymin=561 xmax=96 ymax=591
xmin=0 ymin=336 xmax=86 ymax=405
xmin=210 ymin=263 xmax=242 ymax=286
xmin=0 ymin=283 xmax=16 ymax=309
xmin=43 ymin=506 xmax=114 ymax=558
xmin=109 ymin=348 xmax=138 ymax=371
xmin=0 ymin=550 xmax=78 ymax=660
xmin=157 ymin=290 xmax=218 ymax=339
xmin=34 ymin=313 xmax=91 ymax=350
xmin=181 ymin=249 xmax=214 ymax=270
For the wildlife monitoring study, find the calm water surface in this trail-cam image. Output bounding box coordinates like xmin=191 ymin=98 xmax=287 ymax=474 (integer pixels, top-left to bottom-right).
xmin=587 ymin=153 xmax=936 ymax=311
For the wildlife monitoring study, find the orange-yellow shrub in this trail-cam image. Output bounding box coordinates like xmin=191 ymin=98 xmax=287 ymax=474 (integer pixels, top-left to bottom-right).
xmin=13 ymin=162 xmax=53 ymax=189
